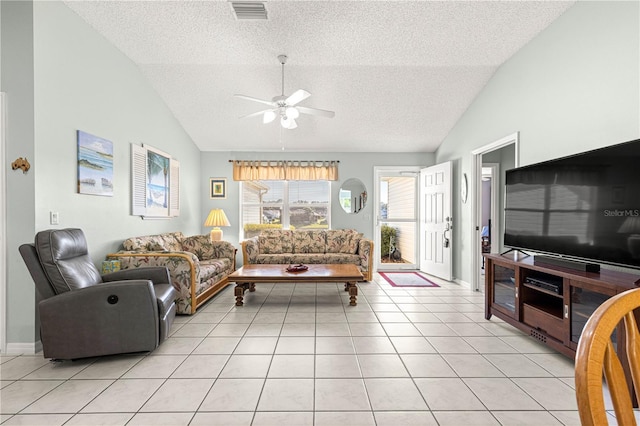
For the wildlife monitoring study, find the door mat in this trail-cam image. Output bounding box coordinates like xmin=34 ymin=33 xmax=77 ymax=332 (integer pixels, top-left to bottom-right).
xmin=379 ymin=272 xmax=440 ymax=287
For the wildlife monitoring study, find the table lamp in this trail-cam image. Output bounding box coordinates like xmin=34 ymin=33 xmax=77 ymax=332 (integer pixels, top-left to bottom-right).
xmin=204 ymin=208 xmax=230 ymax=241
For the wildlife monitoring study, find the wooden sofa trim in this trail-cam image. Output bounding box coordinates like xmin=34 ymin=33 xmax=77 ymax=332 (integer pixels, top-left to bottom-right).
xmin=107 ymin=251 xmax=236 ymax=314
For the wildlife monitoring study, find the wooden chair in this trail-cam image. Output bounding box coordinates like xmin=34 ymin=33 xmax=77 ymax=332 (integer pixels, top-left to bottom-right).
xmin=575 ymin=287 xmax=640 ymax=425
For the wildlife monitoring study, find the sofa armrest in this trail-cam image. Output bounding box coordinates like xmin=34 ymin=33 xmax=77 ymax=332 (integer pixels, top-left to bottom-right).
xmin=358 ymin=239 xmax=374 ymax=281
xmin=241 ymin=236 xmax=259 ymax=265
xmin=102 ymin=266 xmax=171 ymax=285
xmin=209 ymin=241 xmax=237 ymax=266
xmin=39 ymin=280 xmax=159 ymax=359
xmin=107 ymin=251 xmax=199 ymax=309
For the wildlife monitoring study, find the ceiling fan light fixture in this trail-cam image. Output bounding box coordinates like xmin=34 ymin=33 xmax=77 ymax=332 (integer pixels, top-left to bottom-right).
xmin=263 ymin=110 xmax=276 ymax=123
xmin=285 ymin=106 xmax=300 ymax=120
xmin=281 ymin=116 xmax=297 ymax=129
xmin=235 ymin=55 xmax=334 ymax=129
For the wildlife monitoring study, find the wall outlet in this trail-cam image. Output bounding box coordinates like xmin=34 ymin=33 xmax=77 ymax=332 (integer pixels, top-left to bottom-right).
xmin=50 ymin=211 xmax=59 ymax=225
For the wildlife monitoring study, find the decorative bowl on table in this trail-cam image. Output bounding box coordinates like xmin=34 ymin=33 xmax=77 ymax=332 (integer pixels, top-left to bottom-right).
xmin=286 ymin=264 xmax=309 ymax=272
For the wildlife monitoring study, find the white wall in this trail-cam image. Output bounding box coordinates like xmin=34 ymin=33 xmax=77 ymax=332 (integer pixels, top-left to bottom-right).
xmin=436 ymin=1 xmax=640 ymax=284
xmin=2 ymin=0 xmax=37 ymax=349
xmin=2 ymin=1 xmax=203 ymax=349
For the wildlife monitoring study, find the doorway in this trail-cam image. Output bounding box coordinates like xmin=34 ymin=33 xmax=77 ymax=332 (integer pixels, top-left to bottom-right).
xmin=471 ymin=132 xmax=519 ymax=291
xmin=374 ymin=167 xmax=419 ymax=271
xmin=478 ymin=164 xmax=499 ymax=285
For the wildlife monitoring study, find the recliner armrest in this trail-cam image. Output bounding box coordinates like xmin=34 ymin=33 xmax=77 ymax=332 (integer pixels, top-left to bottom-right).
xmin=102 ymin=266 xmax=171 ymax=285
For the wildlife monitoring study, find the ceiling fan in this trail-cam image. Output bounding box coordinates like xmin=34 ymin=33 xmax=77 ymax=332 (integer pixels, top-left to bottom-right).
xmin=235 ymin=55 xmax=335 ymax=130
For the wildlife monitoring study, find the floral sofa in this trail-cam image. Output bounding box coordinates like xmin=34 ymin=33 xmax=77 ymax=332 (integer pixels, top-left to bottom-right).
xmin=241 ymin=229 xmax=373 ymax=281
xmin=107 ymin=232 xmax=236 ymax=314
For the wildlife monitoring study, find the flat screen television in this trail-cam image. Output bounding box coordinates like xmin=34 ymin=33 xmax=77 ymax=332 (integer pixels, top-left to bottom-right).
xmin=504 ymin=138 xmax=640 ymax=270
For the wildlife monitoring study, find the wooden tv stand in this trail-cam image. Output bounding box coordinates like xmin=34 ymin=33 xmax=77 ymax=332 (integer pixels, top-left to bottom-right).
xmin=484 ymin=252 xmax=640 ymax=359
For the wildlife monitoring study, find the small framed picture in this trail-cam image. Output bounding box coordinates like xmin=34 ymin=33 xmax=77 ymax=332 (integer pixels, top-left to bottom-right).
xmin=210 ymin=178 xmax=226 ymax=199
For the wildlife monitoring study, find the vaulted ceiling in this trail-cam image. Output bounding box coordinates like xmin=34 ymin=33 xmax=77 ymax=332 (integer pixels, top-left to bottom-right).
xmin=64 ymin=1 xmax=574 ymax=153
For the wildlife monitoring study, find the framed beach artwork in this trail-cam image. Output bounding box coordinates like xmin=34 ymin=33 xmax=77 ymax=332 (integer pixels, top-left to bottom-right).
xmin=131 ymin=143 xmax=180 ymax=218
xmin=145 ymin=146 xmax=172 ymax=216
xmin=77 ymin=130 xmax=114 ymax=196
xmin=210 ymin=178 xmax=226 ymax=199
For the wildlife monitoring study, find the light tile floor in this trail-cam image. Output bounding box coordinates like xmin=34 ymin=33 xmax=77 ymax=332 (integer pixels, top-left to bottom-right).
xmin=0 ymin=272 xmax=607 ymax=425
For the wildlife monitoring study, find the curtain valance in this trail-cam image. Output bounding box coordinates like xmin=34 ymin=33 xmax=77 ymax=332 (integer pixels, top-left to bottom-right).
xmin=231 ymin=160 xmax=339 ymax=181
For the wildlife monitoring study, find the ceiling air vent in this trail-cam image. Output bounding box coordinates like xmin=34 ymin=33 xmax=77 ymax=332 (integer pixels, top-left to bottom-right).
xmin=230 ymin=2 xmax=268 ymax=20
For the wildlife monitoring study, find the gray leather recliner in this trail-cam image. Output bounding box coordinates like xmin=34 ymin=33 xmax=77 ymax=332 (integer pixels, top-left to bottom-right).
xmin=19 ymin=228 xmax=178 ymax=360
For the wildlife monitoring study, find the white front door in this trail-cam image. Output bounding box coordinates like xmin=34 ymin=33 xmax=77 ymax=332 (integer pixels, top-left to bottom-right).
xmin=419 ymin=162 xmax=453 ymax=281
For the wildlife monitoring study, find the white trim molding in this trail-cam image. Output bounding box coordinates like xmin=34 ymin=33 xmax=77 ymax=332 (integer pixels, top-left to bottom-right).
xmin=6 ymin=341 xmax=42 ymax=356
xmin=0 ymin=92 xmax=7 ymax=354
xmin=471 ymin=132 xmax=520 ymax=291
xmin=453 ymin=278 xmax=472 ymax=289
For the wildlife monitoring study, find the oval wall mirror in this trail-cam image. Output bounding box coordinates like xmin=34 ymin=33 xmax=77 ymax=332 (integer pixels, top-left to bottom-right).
xmin=339 ymin=178 xmax=367 ymax=214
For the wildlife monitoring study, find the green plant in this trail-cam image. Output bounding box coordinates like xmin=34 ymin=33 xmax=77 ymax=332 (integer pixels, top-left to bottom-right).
xmin=300 ymin=223 xmax=329 ymax=229
xmin=380 ymin=225 xmax=397 ymax=257
xmin=243 ymin=223 xmax=283 ymax=238
xmin=243 ymin=223 xmax=297 ymax=238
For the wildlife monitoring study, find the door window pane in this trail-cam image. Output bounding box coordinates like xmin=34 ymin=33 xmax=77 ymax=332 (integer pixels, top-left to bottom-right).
xmin=381 ymin=177 xmax=415 ymax=219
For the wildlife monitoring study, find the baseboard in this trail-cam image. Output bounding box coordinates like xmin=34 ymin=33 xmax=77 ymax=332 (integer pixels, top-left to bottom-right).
xmin=5 ymin=340 xmax=42 ymax=355
xmin=454 ymin=278 xmax=472 ymax=288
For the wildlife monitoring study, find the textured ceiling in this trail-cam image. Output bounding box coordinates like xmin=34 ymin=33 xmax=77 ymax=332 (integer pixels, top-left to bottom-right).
xmin=64 ymin=0 xmax=574 ymax=153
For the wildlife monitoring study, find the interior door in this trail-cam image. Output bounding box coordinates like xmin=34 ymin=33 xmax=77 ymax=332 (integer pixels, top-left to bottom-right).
xmin=419 ymin=162 xmax=452 ymax=281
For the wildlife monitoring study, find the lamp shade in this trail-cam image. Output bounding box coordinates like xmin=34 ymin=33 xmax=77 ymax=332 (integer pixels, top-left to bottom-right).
xmin=281 ymin=116 xmax=297 ymax=129
xmin=618 ymin=217 xmax=640 ymax=234
xmin=204 ymin=209 xmax=230 ymax=241
xmin=204 ymin=209 xmax=230 ymax=227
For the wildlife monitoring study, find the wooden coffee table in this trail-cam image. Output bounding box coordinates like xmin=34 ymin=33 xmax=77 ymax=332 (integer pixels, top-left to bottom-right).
xmin=228 ymin=264 xmax=364 ymax=306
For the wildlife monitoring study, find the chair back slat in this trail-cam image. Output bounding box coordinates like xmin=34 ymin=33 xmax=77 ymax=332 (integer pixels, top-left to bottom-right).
xmin=604 ymin=340 xmax=635 ymax=424
xmin=576 ymin=288 xmax=640 ymax=426
xmin=624 ymin=311 xmax=640 ymax=405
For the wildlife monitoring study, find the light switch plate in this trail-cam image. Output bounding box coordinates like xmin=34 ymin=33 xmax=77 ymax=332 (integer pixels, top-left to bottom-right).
xmin=50 ymin=211 xmax=59 ymax=225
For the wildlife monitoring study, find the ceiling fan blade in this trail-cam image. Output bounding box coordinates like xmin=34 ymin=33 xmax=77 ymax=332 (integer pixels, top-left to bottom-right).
xmin=234 ymin=94 xmax=274 ymax=107
xmin=285 ymin=89 xmax=311 ymax=106
xmin=296 ymin=106 xmax=335 ymax=118
xmin=263 ymin=110 xmax=277 ymax=123
xmin=239 ymin=109 xmax=274 ymax=119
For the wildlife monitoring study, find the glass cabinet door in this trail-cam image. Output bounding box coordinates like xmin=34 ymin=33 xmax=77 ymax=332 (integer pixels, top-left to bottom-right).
xmin=493 ymin=263 xmax=517 ymax=316
xmin=570 ymin=284 xmax=612 ymax=345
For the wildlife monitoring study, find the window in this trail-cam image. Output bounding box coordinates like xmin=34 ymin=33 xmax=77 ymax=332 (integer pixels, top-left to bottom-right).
xmin=131 ymin=144 xmax=180 ymax=218
xmin=241 ymin=180 xmax=331 ymax=238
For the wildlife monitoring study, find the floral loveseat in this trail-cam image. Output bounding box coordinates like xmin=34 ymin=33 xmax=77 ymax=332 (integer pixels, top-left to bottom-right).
xmin=241 ymin=229 xmax=373 ymax=281
xmin=107 ymin=232 xmax=236 ymax=314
